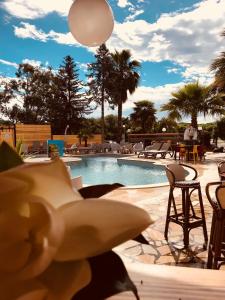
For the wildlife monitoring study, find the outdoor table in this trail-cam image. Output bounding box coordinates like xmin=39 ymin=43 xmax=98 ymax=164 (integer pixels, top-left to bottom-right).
xmin=109 ymin=263 xmax=225 ymax=300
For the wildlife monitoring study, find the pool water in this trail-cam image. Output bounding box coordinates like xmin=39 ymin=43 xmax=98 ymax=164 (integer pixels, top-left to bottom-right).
xmin=69 ymin=156 xmax=167 ymax=186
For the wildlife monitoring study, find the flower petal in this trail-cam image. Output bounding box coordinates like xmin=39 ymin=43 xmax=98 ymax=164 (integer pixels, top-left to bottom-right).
xmin=0 ymin=158 xmax=83 ymax=209
xmin=0 ymin=278 xmax=48 ymax=300
xmin=0 ymin=196 xmax=65 ymax=280
xmin=38 ymin=260 xmax=91 ymax=300
xmin=55 ymin=199 xmax=153 ymax=261
xmin=18 ymin=197 xmax=65 ymax=280
xmin=0 ymin=212 xmax=31 ymax=273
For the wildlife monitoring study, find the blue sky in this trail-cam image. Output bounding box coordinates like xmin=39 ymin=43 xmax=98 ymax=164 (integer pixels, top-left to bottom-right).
xmin=0 ymin=0 xmax=225 ymax=122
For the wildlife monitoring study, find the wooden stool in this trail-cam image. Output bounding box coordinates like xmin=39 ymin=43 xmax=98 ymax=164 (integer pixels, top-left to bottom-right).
xmin=206 ymin=181 xmax=225 ymax=269
xmin=165 ymin=163 xmax=208 ymax=248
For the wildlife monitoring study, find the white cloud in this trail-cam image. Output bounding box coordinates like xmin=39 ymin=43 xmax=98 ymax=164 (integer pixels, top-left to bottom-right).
xmin=125 ymin=9 xmax=144 ymax=21
xmin=117 ymin=0 xmax=132 ymax=8
xmin=14 ymin=22 xmax=80 ymax=46
xmin=78 ymin=62 xmax=88 ymax=72
xmin=14 ymin=22 xmax=48 ymax=41
xmin=1 ymin=0 xmax=72 ymax=19
xmin=22 ymin=58 xmax=42 ymax=67
xmin=167 ymin=67 xmax=180 ymax=74
xmin=0 ymin=59 xmax=18 ymax=68
xmin=124 ymin=83 xmax=184 ymax=111
xmin=106 ymin=0 xmax=225 ymax=82
xmin=11 ymin=0 xmax=225 ymax=85
xmin=97 ymin=81 xmax=217 ymax=123
xmin=91 ymin=82 xmax=185 ymax=118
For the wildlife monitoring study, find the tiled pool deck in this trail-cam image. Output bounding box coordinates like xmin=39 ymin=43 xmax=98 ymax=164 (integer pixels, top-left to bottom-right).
xmin=25 ymin=152 xmax=225 ymax=269
xmin=106 ymin=152 xmax=225 ymax=270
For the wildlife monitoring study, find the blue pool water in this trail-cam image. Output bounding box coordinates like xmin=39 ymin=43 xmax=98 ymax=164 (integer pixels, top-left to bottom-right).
xmin=69 ymin=156 xmax=167 ymax=186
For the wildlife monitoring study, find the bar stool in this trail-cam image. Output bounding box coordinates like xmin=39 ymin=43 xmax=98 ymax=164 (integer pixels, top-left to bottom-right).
xmin=218 ymin=161 xmax=225 ymax=180
xmin=165 ymin=163 xmax=208 ymax=248
xmin=206 ymin=181 xmax=225 ymax=269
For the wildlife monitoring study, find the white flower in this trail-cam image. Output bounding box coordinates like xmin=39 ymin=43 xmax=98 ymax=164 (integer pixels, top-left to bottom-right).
xmin=0 ymin=158 xmax=152 ymax=299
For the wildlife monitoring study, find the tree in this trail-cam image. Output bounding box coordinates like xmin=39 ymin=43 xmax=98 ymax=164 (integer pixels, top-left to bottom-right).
xmin=87 ymin=44 xmax=113 ymax=142
xmin=161 ymin=81 xmax=225 ymax=128
xmin=0 ymin=64 xmax=57 ymax=124
xmin=104 ymin=115 xmax=118 ymax=141
xmin=107 ymin=49 xmax=140 ymax=142
xmin=155 ymin=117 xmax=178 ymax=133
xmin=0 ymin=64 xmax=49 ymax=123
xmin=215 ymin=117 xmax=225 ymax=141
xmin=210 ymin=28 xmax=225 ymax=93
xmin=130 ymin=100 xmax=156 ymax=133
xmin=55 ymin=55 xmax=91 ymax=134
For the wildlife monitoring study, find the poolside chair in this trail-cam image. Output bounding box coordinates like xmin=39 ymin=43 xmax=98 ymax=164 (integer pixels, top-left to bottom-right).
xmin=133 ymin=142 xmax=144 ymax=154
xmin=165 ymin=163 xmax=208 ymax=248
xmin=121 ymin=142 xmax=133 ymax=154
xmin=206 ymin=181 xmax=225 ymax=269
xmin=65 ymin=143 xmax=78 ymax=154
xmin=218 ymin=161 xmax=225 ymax=180
xmin=30 ymin=141 xmax=41 ymax=155
xmin=143 ymin=142 xmax=172 ymax=159
xmin=138 ymin=142 xmax=162 ymax=158
xmin=41 ymin=140 xmax=48 ymax=154
xmin=20 ymin=143 xmax=29 ymax=156
xmin=110 ymin=142 xmax=121 ymax=153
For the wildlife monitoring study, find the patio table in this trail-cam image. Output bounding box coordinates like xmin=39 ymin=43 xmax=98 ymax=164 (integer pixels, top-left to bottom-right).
xmin=109 ymin=263 xmax=225 ymax=300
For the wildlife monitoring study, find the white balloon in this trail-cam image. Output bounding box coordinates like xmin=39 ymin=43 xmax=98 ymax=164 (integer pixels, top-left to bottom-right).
xmin=68 ymin=0 xmax=114 ymax=47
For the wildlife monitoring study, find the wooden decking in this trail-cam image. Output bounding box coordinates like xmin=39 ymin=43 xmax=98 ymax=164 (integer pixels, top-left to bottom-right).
xmin=109 ymin=263 xmax=225 ymax=300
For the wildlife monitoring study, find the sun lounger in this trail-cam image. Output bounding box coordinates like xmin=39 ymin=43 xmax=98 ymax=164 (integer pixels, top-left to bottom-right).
xmin=155 ymin=142 xmax=172 ymax=158
xmin=138 ymin=142 xmax=162 ymax=158
xmin=133 ymin=142 xmax=144 ymax=154
xmin=140 ymin=142 xmax=172 ymax=159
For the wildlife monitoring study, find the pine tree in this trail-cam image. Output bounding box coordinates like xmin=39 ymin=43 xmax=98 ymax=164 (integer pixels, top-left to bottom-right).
xmin=54 ymin=55 xmax=91 ymax=134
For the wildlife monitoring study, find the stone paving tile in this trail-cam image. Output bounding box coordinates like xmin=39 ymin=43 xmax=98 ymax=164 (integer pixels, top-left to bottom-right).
xmin=138 ymin=254 xmax=156 ymax=264
xmin=106 ymin=154 xmax=224 ymax=269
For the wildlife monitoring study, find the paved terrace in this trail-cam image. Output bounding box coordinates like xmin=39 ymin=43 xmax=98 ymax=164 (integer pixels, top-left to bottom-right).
xmin=106 ymin=152 xmax=225 ymax=269
xmin=25 ymin=151 xmax=225 ymax=269
xmin=25 ymin=152 xmax=225 ymax=299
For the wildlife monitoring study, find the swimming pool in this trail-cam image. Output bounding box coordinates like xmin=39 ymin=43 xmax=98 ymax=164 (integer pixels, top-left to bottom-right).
xmin=69 ymin=156 xmax=167 ymax=186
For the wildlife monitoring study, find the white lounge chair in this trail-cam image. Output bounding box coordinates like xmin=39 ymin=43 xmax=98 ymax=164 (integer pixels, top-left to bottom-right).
xmin=142 ymin=142 xmax=172 ymax=159
xmin=138 ymin=142 xmax=162 ymax=158
xmin=133 ymin=142 xmax=144 ymax=154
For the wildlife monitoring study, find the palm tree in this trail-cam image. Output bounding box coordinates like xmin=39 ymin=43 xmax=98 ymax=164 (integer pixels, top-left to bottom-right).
xmin=161 ymin=81 xmax=225 ymax=128
xmin=210 ymin=28 xmax=225 ymax=92
xmin=87 ymin=44 xmax=112 ymax=142
xmin=130 ymin=100 xmax=156 ymax=133
xmin=108 ymin=50 xmax=140 ymax=142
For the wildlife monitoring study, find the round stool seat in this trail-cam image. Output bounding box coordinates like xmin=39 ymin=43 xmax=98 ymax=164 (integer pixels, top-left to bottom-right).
xmin=175 ymin=180 xmax=200 ymax=188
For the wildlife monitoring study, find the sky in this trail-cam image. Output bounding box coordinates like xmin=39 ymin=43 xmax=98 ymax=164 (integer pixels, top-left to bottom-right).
xmin=0 ymin=0 xmax=225 ymax=122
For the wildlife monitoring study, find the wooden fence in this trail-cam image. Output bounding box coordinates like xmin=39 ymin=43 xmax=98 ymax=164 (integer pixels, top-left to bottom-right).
xmin=53 ymin=134 xmax=102 ymax=146
xmin=0 ymin=123 xmax=102 ymax=148
xmin=16 ymin=124 xmax=51 ymax=146
xmin=0 ymin=125 xmax=15 ymax=147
